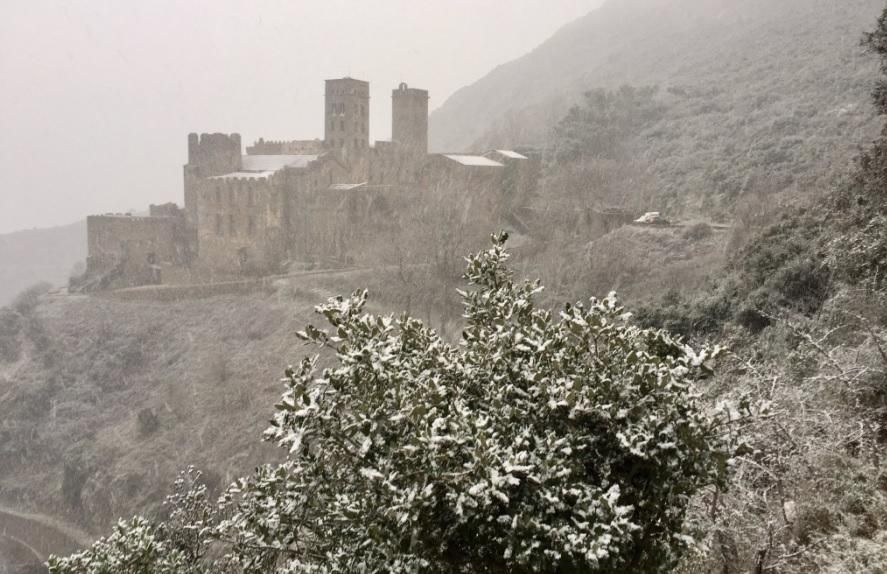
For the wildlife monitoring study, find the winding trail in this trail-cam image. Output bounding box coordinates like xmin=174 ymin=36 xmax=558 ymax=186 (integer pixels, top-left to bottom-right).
xmin=0 ymin=506 xmax=90 ymax=564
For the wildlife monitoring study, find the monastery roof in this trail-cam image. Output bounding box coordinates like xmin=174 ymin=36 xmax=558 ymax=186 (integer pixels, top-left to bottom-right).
xmin=328 ymin=182 xmax=368 ymax=191
xmin=211 ymin=154 xmax=320 ymax=179
xmin=441 ymin=154 xmax=504 ymax=167
xmin=493 ymin=150 xmax=529 ymax=160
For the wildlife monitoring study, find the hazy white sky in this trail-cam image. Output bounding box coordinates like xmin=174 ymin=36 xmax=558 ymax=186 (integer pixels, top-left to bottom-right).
xmin=0 ymin=0 xmax=602 ymax=234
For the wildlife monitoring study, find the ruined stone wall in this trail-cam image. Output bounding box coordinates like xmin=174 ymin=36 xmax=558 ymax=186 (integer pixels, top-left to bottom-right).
xmin=149 ymin=202 xmax=184 ymax=218
xmin=86 ymin=214 xmax=186 ymax=286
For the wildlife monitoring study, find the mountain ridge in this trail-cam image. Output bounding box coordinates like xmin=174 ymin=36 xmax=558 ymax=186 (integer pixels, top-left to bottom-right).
xmin=0 ymin=220 xmax=86 ymax=306
xmin=429 ymin=0 xmax=884 ymax=155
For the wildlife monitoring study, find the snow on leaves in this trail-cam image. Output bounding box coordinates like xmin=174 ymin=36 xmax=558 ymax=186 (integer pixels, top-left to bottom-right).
xmin=224 ymin=232 xmax=728 ymax=573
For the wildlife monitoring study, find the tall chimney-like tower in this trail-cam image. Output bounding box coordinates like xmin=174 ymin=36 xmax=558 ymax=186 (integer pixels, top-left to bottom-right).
xmin=392 ymin=83 xmax=429 ymax=156
xmin=325 ymin=78 xmax=370 ymax=156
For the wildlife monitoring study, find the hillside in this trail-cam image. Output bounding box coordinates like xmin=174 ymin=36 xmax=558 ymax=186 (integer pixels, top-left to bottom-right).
xmin=430 ymin=0 xmax=883 ymax=213
xmin=0 ymin=266 xmax=463 ymax=539
xmin=0 ymin=221 xmax=87 ymax=306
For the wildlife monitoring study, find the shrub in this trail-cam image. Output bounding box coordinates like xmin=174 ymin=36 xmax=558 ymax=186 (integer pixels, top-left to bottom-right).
xmin=137 ymin=408 xmax=160 ymax=437
xmin=683 ymin=222 xmax=713 ymax=241
xmin=62 ymin=461 xmax=89 ymax=510
xmin=12 ymin=282 xmax=52 ymax=316
xmin=0 ymin=307 xmax=22 ymax=363
xmin=218 ymin=234 xmax=730 ymax=573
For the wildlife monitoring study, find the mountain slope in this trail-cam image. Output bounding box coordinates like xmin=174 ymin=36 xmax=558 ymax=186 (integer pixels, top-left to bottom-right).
xmin=430 ymin=0 xmax=883 ymax=157
xmin=0 ymin=221 xmax=87 ymax=305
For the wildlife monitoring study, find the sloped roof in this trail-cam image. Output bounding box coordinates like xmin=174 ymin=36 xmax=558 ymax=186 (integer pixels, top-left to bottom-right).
xmin=211 ymin=154 xmax=320 ymax=179
xmin=493 ymin=150 xmax=529 ymax=159
xmin=328 ymin=182 xmax=368 ymax=191
xmin=442 ymin=154 xmax=504 ymax=167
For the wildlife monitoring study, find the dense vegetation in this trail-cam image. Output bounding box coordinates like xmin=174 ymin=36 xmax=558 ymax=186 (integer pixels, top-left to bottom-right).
xmin=47 ymin=235 xmax=732 ymax=573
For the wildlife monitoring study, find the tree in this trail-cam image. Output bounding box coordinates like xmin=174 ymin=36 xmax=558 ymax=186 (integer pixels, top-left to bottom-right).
xmin=533 ymin=86 xmax=664 ymax=244
xmin=552 ymin=86 xmax=664 ymax=165
xmin=49 ymin=234 xmax=729 ymax=573
xmin=828 ymin=6 xmax=887 ymax=290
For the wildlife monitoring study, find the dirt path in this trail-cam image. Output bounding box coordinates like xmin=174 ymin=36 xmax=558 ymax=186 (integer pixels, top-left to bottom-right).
xmin=0 ymin=506 xmax=90 ymax=564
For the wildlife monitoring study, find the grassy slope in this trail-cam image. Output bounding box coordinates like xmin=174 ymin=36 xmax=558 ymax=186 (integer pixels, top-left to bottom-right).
xmin=0 ymin=284 xmax=348 ymax=534
xmin=582 ymin=224 xmax=728 ymax=300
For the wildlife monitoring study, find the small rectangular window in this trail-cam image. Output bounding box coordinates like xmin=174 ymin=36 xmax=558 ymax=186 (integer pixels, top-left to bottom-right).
xmin=248 ymin=216 xmax=255 ymax=236
xmin=229 ymin=214 xmax=236 ymax=235
xmin=215 ymin=214 xmax=223 ymax=235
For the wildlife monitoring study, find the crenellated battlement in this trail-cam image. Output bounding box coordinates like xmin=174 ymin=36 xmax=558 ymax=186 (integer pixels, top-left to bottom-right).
xmin=187 ymin=132 xmax=242 ymax=176
xmin=246 ymin=138 xmax=326 ymax=155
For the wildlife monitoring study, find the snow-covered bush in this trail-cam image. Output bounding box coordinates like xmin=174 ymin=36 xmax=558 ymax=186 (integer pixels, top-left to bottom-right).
xmin=48 ymin=468 xmax=225 ymax=574
xmin=220 ymin=233 xmax=728 ymax=573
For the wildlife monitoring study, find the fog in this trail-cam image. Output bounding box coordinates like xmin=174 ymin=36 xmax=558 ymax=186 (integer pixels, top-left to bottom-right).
xmin=6 ymin=1 xmax=887 ymax=571
xmin=0 ymin=0 xmax=601 ymax=235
